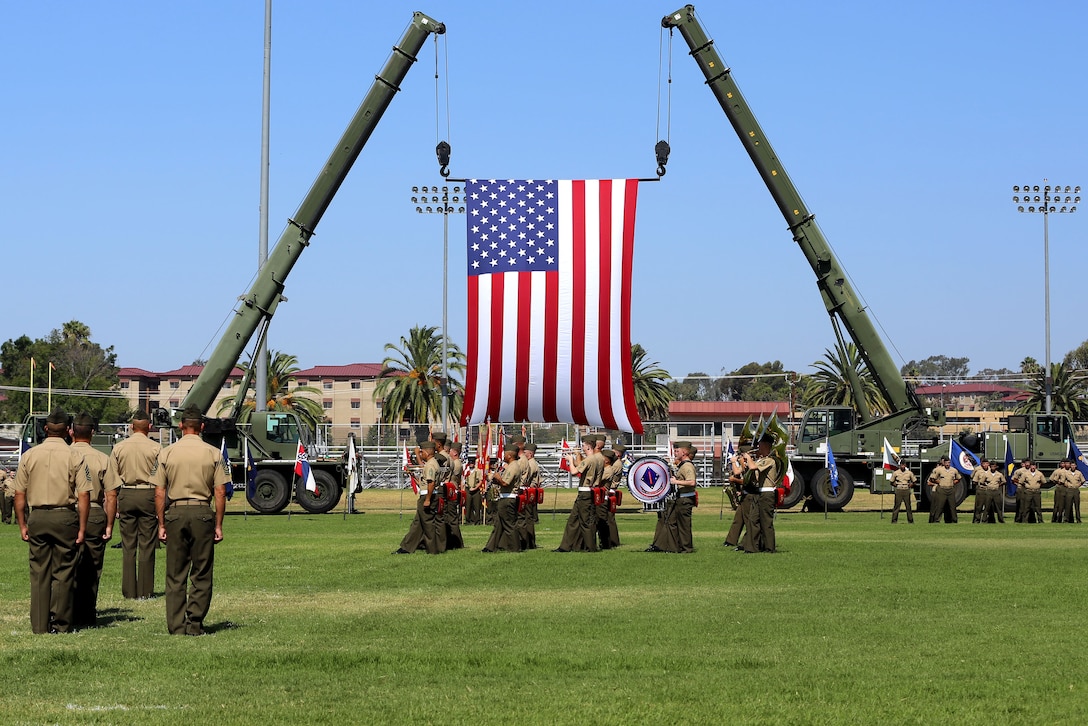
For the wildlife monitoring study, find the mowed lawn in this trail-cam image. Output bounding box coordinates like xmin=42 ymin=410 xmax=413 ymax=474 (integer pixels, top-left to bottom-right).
xmin=2 ymin=490 xmax=1087 ymax=725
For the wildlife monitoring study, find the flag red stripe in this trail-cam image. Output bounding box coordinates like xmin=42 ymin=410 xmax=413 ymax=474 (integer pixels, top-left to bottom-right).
xmin=486 ymin=274 xmax=505 ymax=421
xmin=542 ymin=269 xmax=559 ymax=422
xmin=596 ymin=181 xmax=618 ymax=431
xmin=513 ymin=270 xmax=533 ymax=422
xmin=570 ymin=180 xmax=588 ymax=425
xmin=461 ymin=275 xmax=480 ymax=426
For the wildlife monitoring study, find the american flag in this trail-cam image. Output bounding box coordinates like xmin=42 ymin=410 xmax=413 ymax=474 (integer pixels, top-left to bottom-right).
xmin=460 ymin=179 xmax=643 ymax=434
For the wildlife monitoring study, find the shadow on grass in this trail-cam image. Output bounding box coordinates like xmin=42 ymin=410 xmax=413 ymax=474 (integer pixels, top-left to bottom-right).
xmin=91 ymin=607 xmax=141 ymax=628
xmin=204 ymin=620 xmax=242 ymax=634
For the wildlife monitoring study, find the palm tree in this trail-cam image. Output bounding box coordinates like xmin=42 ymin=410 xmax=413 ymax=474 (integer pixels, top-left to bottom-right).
xmin=631 ymin=343 xmax=673 ymax=421
xmin=1016 ymin=362 xmax=1088 ymax=419
xmin=802 ymin=342 xmax=888 ymax=416
xmin=375 ymin=325 xmax=465 ymax=425
xmin=217 ymin=350 xmax=325 ymax=431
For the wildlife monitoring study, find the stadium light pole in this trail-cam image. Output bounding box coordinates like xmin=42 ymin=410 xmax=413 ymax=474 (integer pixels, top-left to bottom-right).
xmin=1013 ymin=181 xmax=1080 ymax=414
xmin=411 ymin=184 xmax=465 ymax=433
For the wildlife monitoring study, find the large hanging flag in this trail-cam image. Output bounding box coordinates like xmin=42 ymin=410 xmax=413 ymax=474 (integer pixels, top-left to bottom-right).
xmin=1069 ymin=439 xmax=1088 ymax=480
xmin=461 ymin=179 xmax=643 ymax=434
xmin=294 ymin=442 xmax=317 ymax=493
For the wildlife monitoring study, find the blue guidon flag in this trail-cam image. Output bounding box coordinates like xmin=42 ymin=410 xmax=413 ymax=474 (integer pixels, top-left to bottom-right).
xmin=460 ymin=179 xmax=643 ymax=434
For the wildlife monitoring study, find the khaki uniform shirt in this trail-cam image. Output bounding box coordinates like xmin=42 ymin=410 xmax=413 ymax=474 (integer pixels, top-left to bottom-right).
xmin=464 ymin=466 xmax=482 ymax=492
xmin=984 ymin=469 xmax=1006 ymax=491
xmin=677 ymin=460 xmax=699 ymax=494
xmin=1 ymin=471 xmax=14 ymax=496
xmin=105 ymin=432 xmax=161 ymax=490
xmin=574 ymin=452 xmax=604 ymax=488
xmin=751 ymin=456 xmax=777 ymax=490
xmin=1019 ymin=469 xmax=1047 ymax=491
xmin=151 ymin=433 xmax=231 ymax=501
xmin=71 ymin=441 xmax=109 ymax=505
xmin=928 ymin=466 xmax=960 ymax=490
xmin=889 ymin=469 xmax=916 ymax=489
xmin=971 ymin=468 xmax=990 ymax=492
xmin=448 ymin=457 xmax=463 ymax=487
xmin=13 ymin=437 xmax=92 ymax=507
xmin=1068 ymin=470 xmax=1086 ymax=489
xmin=499 ymin=457 xmax=524 ymax=493
xmin=521 ymin=457 xmax=541 ymax=488
xmin=421 ymin=457 xmax=440 ymax=494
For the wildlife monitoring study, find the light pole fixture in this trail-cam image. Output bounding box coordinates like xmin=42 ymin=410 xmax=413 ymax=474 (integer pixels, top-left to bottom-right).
xmin=411 ymin=183 xmax=465 ymax=433
xmin=1013 ymin=181 xmax=1080 ymax=414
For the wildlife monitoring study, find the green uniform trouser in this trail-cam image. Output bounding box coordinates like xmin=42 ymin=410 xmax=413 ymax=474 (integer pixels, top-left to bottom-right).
xmin=516 ymin=498 xmax=537 ymax=550
xmin=892 ymin=489 xmax=914 ymax=523
xmin=164 ymin=503 xmax=216 ymax=636
xmin=1018 ymin=490 xmax=1042 ymax=523
xmin=651 ymin=502 xmax=676 ymax=551
xmin=484 ymin=497 xmax=520 ymax=552
xmin=984 ymin=489 xmax=1005 ymax=523
xmin=466 ymin=491 xmax=483 ymax=524
xmin=559 ymin=493 xmax=597 ymax=551
xmin=668 ymin=495 xmax=696 ymax=553
xmin=725 ymin=495 xmax=752 ymax=546
xmin=743 ymin=491 xmax=776 ymax=552
xmin=930 ymin=487 xmax=957 ymax=523
xmin=595 ymin=501 xmax=613 ymax=549
xmin=118 ymin=487 xmax=158 ymax=599
xmin=1052 ymin=486 xmax=1068 ymax=523
xmin=73 ymin=505 xmax=107 ymax=628
xmin=27 ymin=507 xmax=80 ymax=634
xmin=1 ymin=493 xmax=13 ymax=523
xmin=400 ymin=497 xmax=439 ymax=554
xmin=444 ymin=496 xmax=464 ymax=549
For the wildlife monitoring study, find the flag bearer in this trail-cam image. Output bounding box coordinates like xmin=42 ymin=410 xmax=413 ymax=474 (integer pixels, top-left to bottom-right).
xmin=889 ymin=461 xmax=917 ymax=524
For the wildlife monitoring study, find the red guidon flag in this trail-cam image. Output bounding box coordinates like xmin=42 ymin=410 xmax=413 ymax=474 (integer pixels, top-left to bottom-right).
xmin=460 ymin=179 xmax=643 ymax=434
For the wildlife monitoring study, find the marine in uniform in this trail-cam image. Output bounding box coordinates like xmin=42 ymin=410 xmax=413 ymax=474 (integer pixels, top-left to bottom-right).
xmin=596 ymin=448 xmax=618 ymax=549
xmin=927 ymin=457 xmax=960 ymax=524
xmin=742 ymin=434 xmax=779 ymax=553
xmin=606 ymin=442 xmax=626 ymax=548
xmin=464 ymin=462 xmax=484 ymax=525
xmin=971 ymin=460 xmax=991 ymax=524
xmin=1 ymin=468 xmax=15 ymax=524
xmin=483 ymin=449 xmax=522 ymax=552
xmin=152 ymin=406 xmax=231 ymax=635
xmin=889 ymin=462 xmax=916 ymax=524
xmin=724 ymin=447 xmax=753 ymax=548
xmin=13 ymin=408 xmax=91 ymax=634
xmin=1016 ymin=460 xmax=1046 ymax=524
xmin=982 ymin=462 xmax=1006 ymax=523
xmin=430 ymin=433 xmax=454 ymax=552
xmin=668 ymin=443 xmax=699 ymax=553
xmin=104 ymin=409 xmax=162 ymax=599
xmin=516 ymin=442 xmax=541 ymax=550
xmin=556 ymin=437 xmax=601 ymax=552
xmin=443 ymin=440 xmax=465 ymax=549
xmin=1011 ymin=460 xmax=1029 ymax=522
xmin=393 ymin=441 xmax=441 ymax=554
xmin=1066 ymin=459 xmax=1085 ymax=523
xmin=70 ymin=413 xmax=111 ymax=628
xmin=1050 ymin=460 xmax=1070 ymax=523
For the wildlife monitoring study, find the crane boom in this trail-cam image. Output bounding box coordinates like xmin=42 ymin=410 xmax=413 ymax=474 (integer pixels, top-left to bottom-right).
xmin=662 ymin=5 xmax=920 ymax=424
xmin=182 ymin=11 xmax=445 ymax=414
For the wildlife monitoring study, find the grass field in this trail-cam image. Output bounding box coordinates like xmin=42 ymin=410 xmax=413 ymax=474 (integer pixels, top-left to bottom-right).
xmin=2 ymin=490 xmax=1087 ymax=725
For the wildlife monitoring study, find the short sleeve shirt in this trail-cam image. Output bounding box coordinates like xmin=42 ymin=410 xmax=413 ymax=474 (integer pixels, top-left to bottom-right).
xmin=105 ymin=432 xmax=161 ymax=491
xmin=71 ymin=442 xmax=109 ymax=505
xmin=13 ymin=437 xmax=92 ymax=507
xmin=151 ymin=434 xmax=231 ymax=501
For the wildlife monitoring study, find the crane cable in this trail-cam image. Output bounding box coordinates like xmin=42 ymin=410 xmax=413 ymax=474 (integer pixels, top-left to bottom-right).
xmin=655 ymin=26 xmax=673 ymax=177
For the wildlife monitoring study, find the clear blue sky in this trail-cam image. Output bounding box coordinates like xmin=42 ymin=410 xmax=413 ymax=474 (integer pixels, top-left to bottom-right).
xmin=4 ymin=0 xmax=1085 ymax=383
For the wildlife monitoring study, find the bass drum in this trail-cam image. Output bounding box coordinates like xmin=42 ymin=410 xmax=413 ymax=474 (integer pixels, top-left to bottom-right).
xmin=627 ymin=456 xmax=673 ymax=504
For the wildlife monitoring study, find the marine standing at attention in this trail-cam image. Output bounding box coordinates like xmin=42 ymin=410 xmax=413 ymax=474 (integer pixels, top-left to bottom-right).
xmin=104 ymin=408 xmax=162 ymax=599
xmin=927 ymin=456 xmax=960 ymax=524
xmin=152 ymin=406 xmax=231 ymax=636
xmin=888 ymin=461 xmax=916 ymax=524
xmin=668 ymin=442 xmax=699 ymax=553
xmin=70 ymin=413 xmax=111 ymax=629
xmin=13 ymin=408 xmax=90 ymax=634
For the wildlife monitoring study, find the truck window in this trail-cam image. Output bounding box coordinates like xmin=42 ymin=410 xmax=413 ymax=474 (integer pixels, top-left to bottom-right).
xmin=266 ymin=414 xmax=300 ymax=444
xmin=801 ymin=411 xmax=828 ymax=443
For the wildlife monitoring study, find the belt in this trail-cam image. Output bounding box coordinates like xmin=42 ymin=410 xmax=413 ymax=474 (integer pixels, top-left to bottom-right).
xmin=170 ymin=499 xmax=210 ymax=507
xmin=33 ymin=504 xmax=75 ymax=511
xmin=759 ymin=487 xmax=776 ymax=493
xmin=679 ymin=492 xmax=697 ymax=498
xmin=499 ymin=493 xmax=517 ymax=499
xmin=577 ymin=487 xmax=592 ymax=492
xmin=121 ymin=484 xmax=155 ymax=490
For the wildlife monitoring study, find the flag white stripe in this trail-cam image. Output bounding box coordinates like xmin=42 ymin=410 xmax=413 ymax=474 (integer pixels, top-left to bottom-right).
xmin=554 ymin=180 xmax=574 ymax=424
xmin=526 ymin=269 xmax=547 ymax=422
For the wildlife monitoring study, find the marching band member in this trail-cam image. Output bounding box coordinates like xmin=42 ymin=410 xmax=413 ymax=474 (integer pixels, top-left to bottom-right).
xmin=555 ymin=436 xmax=602 ymax=552
xmin=743 ymin=433 xmax=779 ymax=553
xmin=483 ymin=448 xmax=522 ymax=552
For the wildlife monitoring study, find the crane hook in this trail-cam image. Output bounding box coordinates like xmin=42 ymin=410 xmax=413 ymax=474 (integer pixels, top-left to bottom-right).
xmin=655 ymin=140 xmax=671 ymax=177
xmin=436 ymin=140 xmax=451 ymax=178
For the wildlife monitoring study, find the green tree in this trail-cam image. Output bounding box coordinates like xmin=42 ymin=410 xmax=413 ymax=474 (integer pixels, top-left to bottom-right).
xmin=803 ymin=342 xmax=888 ymax=416
xmin=0 ymin=321 xmax=128 ymax=422
xmin=666 ymin=371 xmax=718 ymax=401
xmin=1020 ymin=356 xmax=1041 ymax=375
xmin=721 ymin=361 xmax=791 ymax=401
xmin=631 ymin=343 xmax=672 ymax=421
xmin=375 ymin=325 xmax=465 ymax=425
xmin=1062 ymin=340 xmax=1088 ymax=370
xmin=899 ymin=355 xmax=970 ymax=384
xmin=1015 ymin=362 xmax=1088 ymax=419
xmin=217 ymin=350 xmax=325 ymax=432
